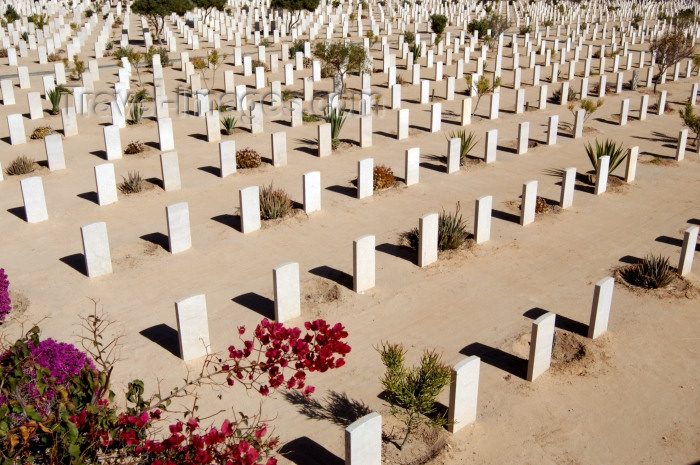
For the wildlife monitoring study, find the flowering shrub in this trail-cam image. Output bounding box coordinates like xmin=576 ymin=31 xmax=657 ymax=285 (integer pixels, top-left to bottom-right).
xmin=0 ymin=269 xmax=10 ymax=323
xmin=0 ymin=316 xmax=350 ymax=464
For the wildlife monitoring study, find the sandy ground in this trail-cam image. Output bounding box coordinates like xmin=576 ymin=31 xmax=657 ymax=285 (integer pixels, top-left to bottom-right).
xmin=1 ymin=11 xmax=699 ymax=465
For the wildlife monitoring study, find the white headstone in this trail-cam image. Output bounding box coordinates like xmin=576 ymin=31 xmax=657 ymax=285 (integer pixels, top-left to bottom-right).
xmin=526 ymin=312 xmax=556 ymax=381
xmin=167 ymin=202 xmax=192 ymax=253
xmin=447 ymin=356 xmax=480 ymax=433
xmin=219 ymin=140 xmax=236 ymax=178
xmin=160 ymin=151 xmax=182 ymax=191
xmin=21 ymin=176 xmax=48 ymax=223
xmin=81 ymin=222 xmax=112 ymax=277
xmin=44 ymin=133 xmax=65 ymax=170
xmin=94 ymin=163 xmax=118 ymax=206
xmin=175 ymin=293 xmax=211 ymax=361
xmin=273 ymin=262 xmax=301 ymax=323
xmin=588 ymin=277 xmax=614 ymax=339
xmin=103 ymin=125 xmax=122 ymax=160
xmin=240 ymin=186 xmax=261 ymax=234
xmin=418 ymin=212 xmax=439 ymax=267
xmin=353 ymin=234 xmax=375 ymax=293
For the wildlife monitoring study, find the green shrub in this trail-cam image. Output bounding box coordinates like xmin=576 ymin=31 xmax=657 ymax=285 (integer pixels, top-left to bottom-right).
xmin=118 ymin=171 xmax=143 ymax=194
xmin=429 ymin=14 xmax=448 ymax=35
xmin=5 ymin=155 xmax=36 ymax=176
xmin=621 ymin=254 xmax=675 ymax=289
xmin=324 ymin=107 xmax=347 ymax=150
xmin=679 ymin=103 xmax=700 ymax=145
xmin=445 ymin=130 xmax=478 ymax=164
xmin=302 ymin=111 xmax=321 ymax=122
xmin=236 ymin=147 xmax=262 ymax=169
xmin=221 ymin=116 xmax=237 ymax=135
xmin=47 ymin=85 xmax=70 ymax=115
xmin=259 ymin=183 xmax=293 ymax=220
xmin=584 ymin=138 xmax=627 ymax=173
xmin=404 ymin=31 xmax=415 ymax=44
xmin=400 ymin=203 xmax=469 ymax=251
xmin=377 ymin=342 xmax=451 ymax=450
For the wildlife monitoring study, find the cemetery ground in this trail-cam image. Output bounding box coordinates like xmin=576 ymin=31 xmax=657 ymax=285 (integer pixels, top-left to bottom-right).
xmin=1 ymin=8 xmax=700 ymax=465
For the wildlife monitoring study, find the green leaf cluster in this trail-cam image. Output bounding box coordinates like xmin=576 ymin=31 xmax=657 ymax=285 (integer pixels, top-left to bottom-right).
xmin=377 ymin=342 xmax=451 ymax=449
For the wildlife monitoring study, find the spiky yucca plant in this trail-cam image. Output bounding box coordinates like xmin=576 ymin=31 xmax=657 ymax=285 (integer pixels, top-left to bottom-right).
xmin=259 ymin=183 xmax=293 ymax=220
xmin=118 ymin=171 xmax=143 ymax=194
xmin=400 ymin=203 xmax=469 ymax=251
xmin=221 ymin=116 xmax=237 ymax=135
xmin=621 ymin=254 xmax=675 ymax=289
xmin=445 ymin=130 xmax=479 ymax=164
xmin=5 ymin=155 xmax=36 ymax=176
xmin=584 ymin=138 xmax=627 ymax=173
xmin=324 ymin=107 xmax=347 ymax=150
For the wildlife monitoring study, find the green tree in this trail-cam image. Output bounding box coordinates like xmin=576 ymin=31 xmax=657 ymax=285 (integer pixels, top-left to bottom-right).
xmin=4 ymin=5 xmax=19 ymax=23
xmin=114 ymin=46 xmax=145 ymax=86
xmin=377 ymin=342 xmax=451 ymax=450
xmin=313 ymin=41 xmax=371 ymax=94
xmin=649 ymin=30 xmax=696 ymax=93
xmin=679 ymin=103 xmax=700 ymax=146
xmin=192 ymin=0 xmax=226 ymax=21
xmin=270 ymin=0 xmax=320 ymax=31
xmin=132 ymin=0 xmax=193 ymax=43
xmin=430 ymin=14 xmax=448 ymax=35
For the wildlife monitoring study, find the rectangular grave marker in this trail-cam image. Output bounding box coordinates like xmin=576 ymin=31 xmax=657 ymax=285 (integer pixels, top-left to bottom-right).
xmin=357 ymin=158 xmax=373 ymax=199
xmin=521 ymin=180 xmax=537 ymax=226
xmin=103 ymin=125 xmax=122 ymax=160
xmin=175 ymin=294 xmax=211 ymax=361
xmin=160 ymin=152 xmax=182 ymax=191
xmin=271 ymin=131 xmax=287 ymax=167
xmin=678 ymin=226 xmax=699 ymax=276
xmin=240 ymin=186 xmax=261 ymax=234
xmin=81 ymin=222 xmax=112 ymax=277
xmin=21 ymin=176 xmax=48 ymax=223
xmin=588 ymin=277 xmax=614 ymax=339
xmin=44 ymin=133 xmax=65 ymax=170
xmin=345 ymin=413 xmax=382 ymax=465
xmin=303 ymin=171 xmax=321 ymax=214
xmin=418 ymin=213 xmax=438 ymax=267
xmin=526 ymin=312 xmax=556 ymax=381
xmin=448 ymin=356 xmax=480 ymax=433
xmin=474 ymin=196 xmax=492 ymax=244
xmin=560 ymin=167 xmax=576 ymax=208
xmin=95 ymin=163 xmax=118 ymax=206
xmin=353 ymin=235 xmax=375 ymax=293
xmin=219 ymin=140 xmax=236 ymax=177
xmin=167 ymin=202 xmax=192 ymax=253
xmin=7 ymin=114 xmax=26 ymax=145
xmin=273 ymin=262 xmax=301 ymax=322
xmin=158 ymin=117 xmax=175 ymax=151
xmin=594 ymin=156 xmax=610 ymax=195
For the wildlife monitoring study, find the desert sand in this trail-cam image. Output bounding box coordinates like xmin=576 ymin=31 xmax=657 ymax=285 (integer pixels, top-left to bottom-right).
xmin=1 ymin=4 xmax=699 ymax=465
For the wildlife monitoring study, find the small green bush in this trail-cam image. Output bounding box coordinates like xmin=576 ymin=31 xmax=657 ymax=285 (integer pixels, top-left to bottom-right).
xmin=377 ymin=342 xmax=451 ymax=450
xmin=445 ymin=130 xmax=478 ymax=164
xmin=221 ymin=116 xmax=237 ymax=135
xmin=400 ymin=203 xmax=469 ymax=251
xmin=584 ymin=138 xmax=627 ymax=173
